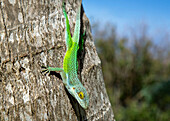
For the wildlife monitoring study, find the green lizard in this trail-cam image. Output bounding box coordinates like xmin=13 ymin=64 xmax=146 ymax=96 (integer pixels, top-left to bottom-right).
xmin=41 ymin=0 xmax=89 ymax=109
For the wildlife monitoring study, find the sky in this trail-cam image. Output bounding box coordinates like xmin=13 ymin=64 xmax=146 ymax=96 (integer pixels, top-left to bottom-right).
xmin=83 ymin=0 xmax=170 ymax=41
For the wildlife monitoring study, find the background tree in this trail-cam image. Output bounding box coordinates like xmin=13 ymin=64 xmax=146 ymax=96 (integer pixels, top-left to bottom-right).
xmin=0 ymin=0 xmax=114 ymax=120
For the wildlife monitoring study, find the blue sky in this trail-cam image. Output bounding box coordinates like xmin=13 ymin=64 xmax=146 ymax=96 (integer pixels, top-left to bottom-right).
xmin=83 ymin=0 xmax=170 ymax=40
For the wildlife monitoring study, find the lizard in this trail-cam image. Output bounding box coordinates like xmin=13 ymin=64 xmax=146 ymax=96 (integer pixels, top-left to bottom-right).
xmin=41 ymin=0 xmax=89 ymax=109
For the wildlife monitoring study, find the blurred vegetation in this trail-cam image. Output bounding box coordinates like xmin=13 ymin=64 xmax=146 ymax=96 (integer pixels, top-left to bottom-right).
xmin=92 ymin=22 xmax=170 ymax=121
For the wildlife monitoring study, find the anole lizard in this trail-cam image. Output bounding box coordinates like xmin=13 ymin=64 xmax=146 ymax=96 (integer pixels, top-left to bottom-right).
xmin=41 ymin=0 xmax=89 ymax=109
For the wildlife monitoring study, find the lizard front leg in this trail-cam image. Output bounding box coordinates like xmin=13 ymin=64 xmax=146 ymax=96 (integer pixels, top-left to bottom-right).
xmin=41 ymin=66 xmax=67 ymax=85
xmin=41 ymin=66 xmax=64 ymax=75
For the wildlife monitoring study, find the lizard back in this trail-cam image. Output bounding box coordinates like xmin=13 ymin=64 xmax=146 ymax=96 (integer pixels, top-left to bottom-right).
xmin=63 ymin=42 xmax=80 ymax=85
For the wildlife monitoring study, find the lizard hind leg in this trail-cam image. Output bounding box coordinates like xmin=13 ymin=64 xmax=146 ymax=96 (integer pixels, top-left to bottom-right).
xmin=72 ymin=0 xmax=82 ymax=44
xmin=78 ymin=30 xmax=86 ymax=52
xmin=76 ymin=30 xmax=86 ymax=72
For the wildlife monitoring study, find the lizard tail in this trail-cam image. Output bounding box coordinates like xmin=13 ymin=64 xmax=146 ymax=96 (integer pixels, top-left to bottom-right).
xmin=62 ymin=0 xmax=72 ymax=49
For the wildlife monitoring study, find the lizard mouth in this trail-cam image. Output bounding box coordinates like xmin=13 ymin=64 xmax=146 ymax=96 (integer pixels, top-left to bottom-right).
xmin=80 ymin=103 xmax=88 ymax=109
xmin=80 ymin=98 xmax=89 ymax=109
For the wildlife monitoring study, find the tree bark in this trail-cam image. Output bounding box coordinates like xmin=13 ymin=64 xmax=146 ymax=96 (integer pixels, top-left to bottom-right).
xmin=0 ymin=0 xmax=115 ymax=120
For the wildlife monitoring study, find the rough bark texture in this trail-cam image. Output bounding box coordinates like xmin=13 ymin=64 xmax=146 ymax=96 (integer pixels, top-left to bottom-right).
xmin=0 ymin=0 xmax=115 ymax=120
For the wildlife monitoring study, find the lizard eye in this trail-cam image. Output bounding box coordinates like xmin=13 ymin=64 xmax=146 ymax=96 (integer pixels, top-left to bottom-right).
xmin=78 ymin=92 xmax=84 ymax=99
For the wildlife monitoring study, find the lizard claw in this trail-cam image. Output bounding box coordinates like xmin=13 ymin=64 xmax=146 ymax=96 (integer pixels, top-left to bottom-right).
xmin=41 ymin=66 xmax=50 ymax=75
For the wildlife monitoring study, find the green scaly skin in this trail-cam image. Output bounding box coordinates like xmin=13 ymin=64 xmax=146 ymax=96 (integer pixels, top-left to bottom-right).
xmin=41 ymin=0 xmax=89 ymax=109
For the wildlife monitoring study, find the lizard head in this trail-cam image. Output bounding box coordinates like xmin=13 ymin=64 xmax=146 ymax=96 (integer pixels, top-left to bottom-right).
xmin=70 ymin=84 xmax=89 ymax=109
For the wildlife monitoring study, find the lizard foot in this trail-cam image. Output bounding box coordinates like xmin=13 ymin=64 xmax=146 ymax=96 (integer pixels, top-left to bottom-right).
xmin=41 ymin=66 xmax=50 ymax=76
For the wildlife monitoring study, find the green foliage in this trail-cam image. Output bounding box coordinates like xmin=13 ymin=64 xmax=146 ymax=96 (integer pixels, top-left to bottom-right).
xmin=118 ymin=101 xmax=170 ymax=121
xmin=94 ymin=23 xmax=170 ymax=121
xmin=140 ymin=81 xmax=170 ymax=109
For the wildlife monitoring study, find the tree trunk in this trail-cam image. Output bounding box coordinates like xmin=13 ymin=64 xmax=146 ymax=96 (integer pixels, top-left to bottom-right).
xmin=0 ymin=0 xmax=115 ymax=120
